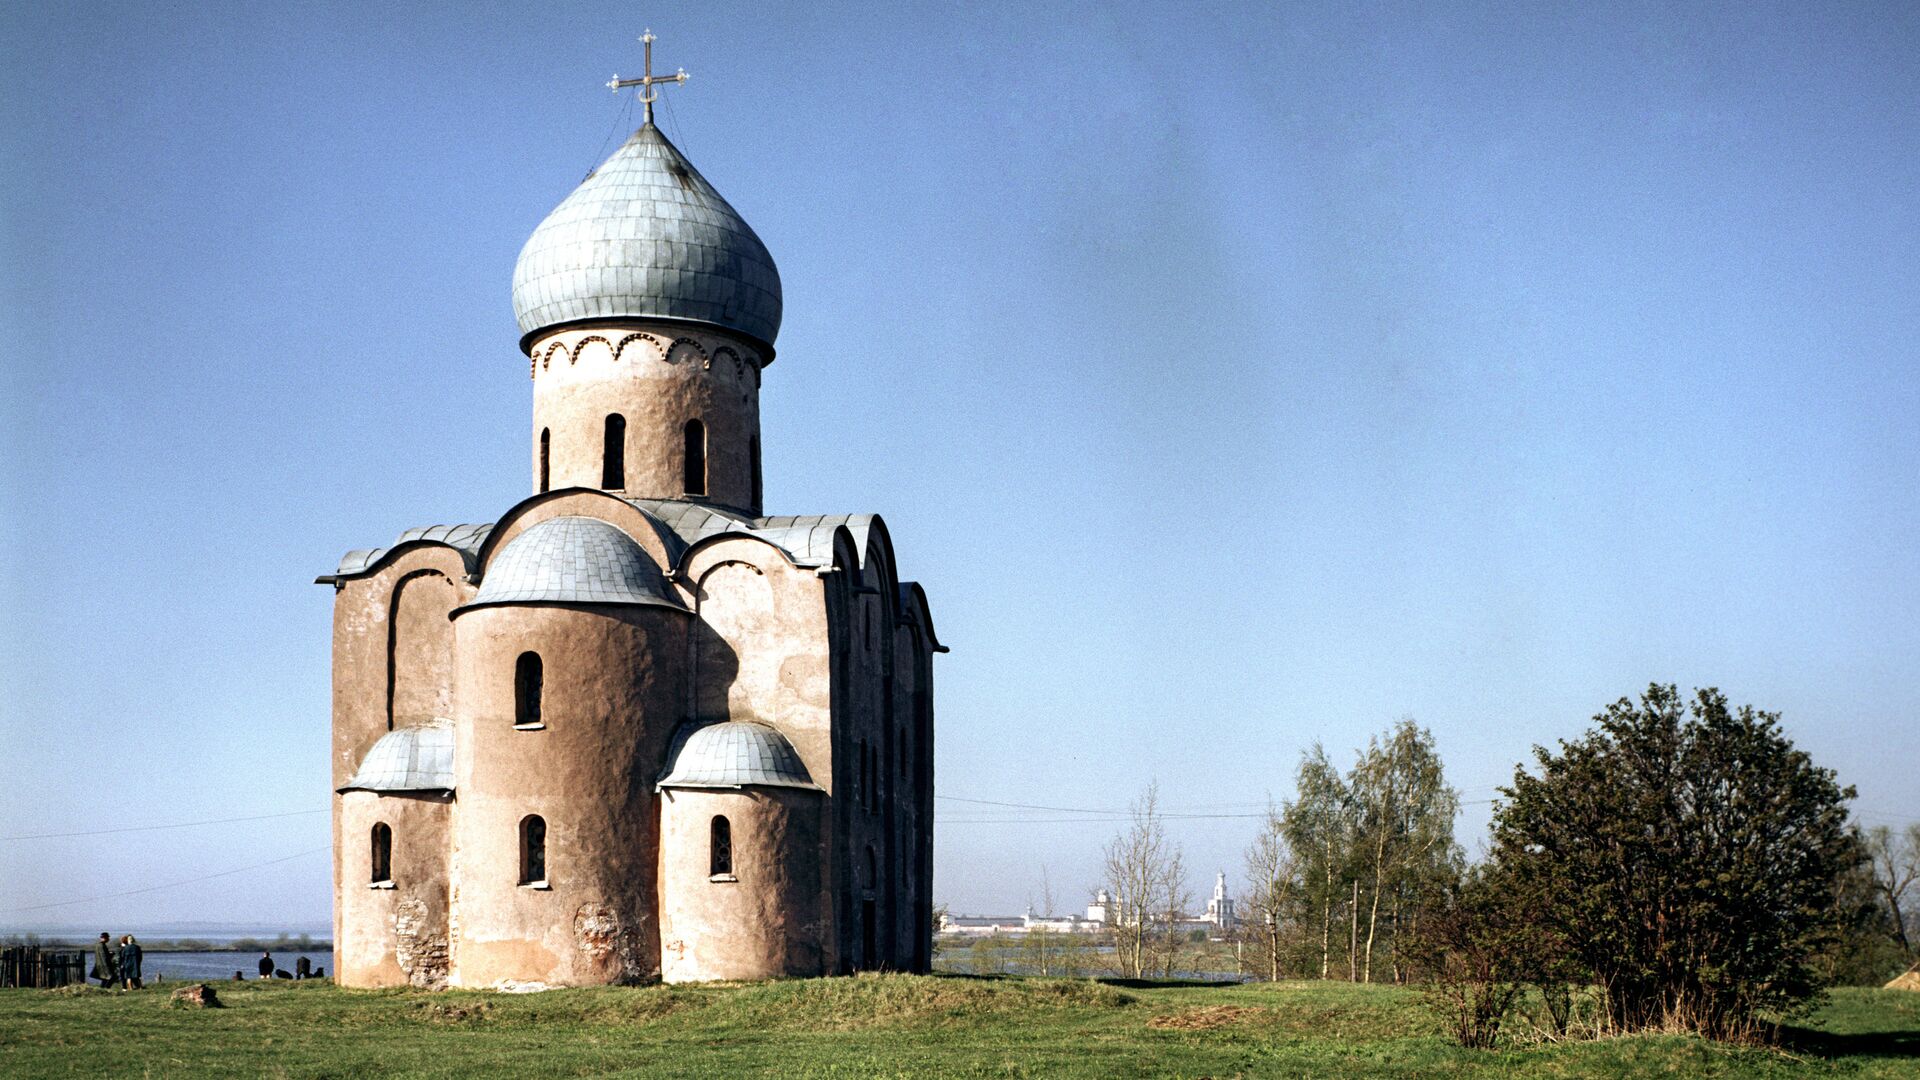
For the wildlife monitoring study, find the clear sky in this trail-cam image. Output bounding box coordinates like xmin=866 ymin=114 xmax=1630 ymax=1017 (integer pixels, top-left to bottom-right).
xmin=3 ymin=1 xmax=1916 ymax=927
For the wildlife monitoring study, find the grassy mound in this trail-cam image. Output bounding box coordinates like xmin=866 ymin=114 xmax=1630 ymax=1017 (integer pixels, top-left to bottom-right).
xmin=1 ymin=975 xmax=1914 ymax=1078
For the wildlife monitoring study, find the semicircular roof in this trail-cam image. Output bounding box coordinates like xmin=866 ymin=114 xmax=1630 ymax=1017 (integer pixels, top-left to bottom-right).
xmin=464 ymin=516 xmax=683 ymax=611
xmin=340 ymin=719 xmax=454 ymax=794
xmin=657 ymin=721 xmax=819 ymax=792
xmin=511 ymin=124 xmax=783 ymax=350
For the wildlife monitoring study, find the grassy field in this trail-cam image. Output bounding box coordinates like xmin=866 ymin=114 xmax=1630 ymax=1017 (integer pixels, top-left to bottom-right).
xmin=1 ymin=974 xmax=1915 ymax=1078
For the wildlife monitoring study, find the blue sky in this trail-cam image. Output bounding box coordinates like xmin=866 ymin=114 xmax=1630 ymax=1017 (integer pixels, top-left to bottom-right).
xmin=3 ymin=1 xmax=1916 ymax=925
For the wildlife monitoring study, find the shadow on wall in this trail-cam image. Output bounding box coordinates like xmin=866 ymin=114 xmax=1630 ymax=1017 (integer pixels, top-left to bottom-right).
xmin=688 ymin=561 xmax=777 ymax=727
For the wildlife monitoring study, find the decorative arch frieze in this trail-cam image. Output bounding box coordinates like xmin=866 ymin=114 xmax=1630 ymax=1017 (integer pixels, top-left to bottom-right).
xmin=666 ymin=336 xmax=708 ymax=368
xmin=532 ymin=332 xmax=666 ymax=376
xmin=613 ymin=332 xmax=664 ymax=365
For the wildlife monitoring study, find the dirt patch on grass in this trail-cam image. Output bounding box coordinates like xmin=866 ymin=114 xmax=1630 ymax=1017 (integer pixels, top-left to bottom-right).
xmin=1887 ymin=970 xmax=1920 ymax=993
xmin=1149 ymin=1005 xmax=1266 ymax=1030
xmin=413 ymin=1000 xmax=491 ymax=1025
xmin=44 ymin=984 xmax=105 ymax=997
xmin=743 ymin=974 xmax=1136 ymax=1032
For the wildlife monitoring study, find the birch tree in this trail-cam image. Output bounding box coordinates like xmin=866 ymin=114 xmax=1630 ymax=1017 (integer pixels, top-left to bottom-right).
xmin=1282 ymin=744 xmax=1355 ymax=979
xmin=1350 ymin=720 xmax=1460 ymax=983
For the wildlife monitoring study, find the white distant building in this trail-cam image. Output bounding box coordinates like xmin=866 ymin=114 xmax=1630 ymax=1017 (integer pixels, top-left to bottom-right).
xmin=939 ymin=913 xmax=1029 ymax=937
xmin=1204 ymin=872 xmax=1238 ymax=929
xmin=938 ymin=902 xmax=1105 ymax=937
xmin=1086 ymin=888 xmax=1112 ymax=924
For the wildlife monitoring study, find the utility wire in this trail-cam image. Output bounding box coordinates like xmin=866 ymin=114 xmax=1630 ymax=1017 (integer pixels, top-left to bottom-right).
xmin=934 ymin=794 xmax=1497 ymax=821
xmin=5 ymin=846 xmax=331 ymax=913
xmin=936 ymin=795 xmax=1118 ymax=815
xmin=2 ymin=809 xmax=328 ymax=842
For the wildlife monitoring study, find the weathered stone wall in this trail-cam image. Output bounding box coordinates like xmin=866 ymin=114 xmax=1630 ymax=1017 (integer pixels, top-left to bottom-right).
xmin=658 ymin=787 xmax=825 ymax=982
xmin=337 ymin=791 xmax=452 ymax=988
xmin=329 ymin=546 xmax=472 ymax=986
xmin=680 ymin=534 xmax=839 ymax=971
xmin=447 ymin=602 xmax=689 ymax=987
xmin=528 ymin=322 xmax=763 ymax=512
xmin=389 ymin=570 xmax=460 ymax=728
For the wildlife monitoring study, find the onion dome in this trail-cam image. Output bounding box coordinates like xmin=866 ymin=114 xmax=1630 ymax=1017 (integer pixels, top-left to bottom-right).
xmin=511 ymin=124 xmax=783 ymax=352
xmin=658 ymin=722 xmax=819 ymax=792
xmin=462 ymin=516 xmax=684 ymax=611
xmin=340 ymin=719 xmax=454 ymax=794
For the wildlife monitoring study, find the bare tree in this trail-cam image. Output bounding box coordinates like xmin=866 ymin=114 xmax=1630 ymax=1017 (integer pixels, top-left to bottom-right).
xmin=1101 ymin=782 xmax=1190 ymax=979
xmin=1242 ymin=800 xmax=1296 ymax=981
xmin=1023 ymin=866 xmax=1062 ymax=976
xmin=1156 ymin=842 xmax=1192 ymax=979
xmin=1865 ymin=823 xmax=1920 ymax=957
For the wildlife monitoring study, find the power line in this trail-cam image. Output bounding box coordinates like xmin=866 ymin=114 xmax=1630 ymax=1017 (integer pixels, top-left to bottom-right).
xmin=934 ymin=794 xmax=1497 ymax=823
xmin=6 ymin=846 xmax=331 ymax=913
xmin=1 ymin=809 xmax=327 ymax=842
xmin=936 ymin=795 xmax=1118 ymax=815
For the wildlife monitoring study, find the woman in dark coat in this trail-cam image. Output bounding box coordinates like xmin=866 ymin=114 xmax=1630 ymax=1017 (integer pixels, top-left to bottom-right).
xmin=117 ymin=935 xmax=143 ymax=990
xmin=93 ymin=933 xmax=119 ymax=988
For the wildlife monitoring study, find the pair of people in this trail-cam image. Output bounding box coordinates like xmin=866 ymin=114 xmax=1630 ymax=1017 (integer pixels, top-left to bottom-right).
xmin=92 ymin=933 xmax=143 ymax=989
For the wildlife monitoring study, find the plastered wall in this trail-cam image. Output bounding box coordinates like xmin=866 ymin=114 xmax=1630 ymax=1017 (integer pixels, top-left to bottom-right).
xmin=528 ymin=323 xmax=763 ymax=512
xmin=447 ymin=603 xmax=688 ymax=987
xmin=658 ymin=787 xmax=824 ymax=982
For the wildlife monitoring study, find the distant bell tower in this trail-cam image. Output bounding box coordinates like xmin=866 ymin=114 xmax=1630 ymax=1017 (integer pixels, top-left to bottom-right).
xmin=511 ymin=32 xmax=779 ymax=514
xmin=1207 ymin=871 xmax=1236 ymax=927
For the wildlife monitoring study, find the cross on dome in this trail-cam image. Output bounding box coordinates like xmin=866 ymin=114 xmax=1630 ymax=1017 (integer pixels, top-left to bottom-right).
xmin=607 ymin=29 xmax=688 ymax=126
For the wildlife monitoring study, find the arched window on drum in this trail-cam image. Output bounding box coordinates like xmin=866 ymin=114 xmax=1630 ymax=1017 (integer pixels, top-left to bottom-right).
xmin=370 ymin=822 xmax=392 ymax=886
xmin=603 ymin=414 xmax=627 ymax=490
xmin=683 ymin=418 xmax=706 ymax=496
xmin=710 ymin=816 xmax=733 ymax=879
xmin=514 ymin=652 xmax=543 ymax=729
xmin=519 ymin=815 xmax=547 ymax=886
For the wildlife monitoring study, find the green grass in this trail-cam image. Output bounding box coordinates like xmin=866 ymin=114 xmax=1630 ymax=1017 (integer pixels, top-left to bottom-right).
xmin=1 ymin=975 xmax=1915 ymax=1078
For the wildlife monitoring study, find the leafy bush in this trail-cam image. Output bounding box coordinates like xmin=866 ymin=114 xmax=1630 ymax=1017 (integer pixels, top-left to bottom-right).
xmin=1399 ymin=871 xmax=1525 ymax=1048
xmin=1491 ymin=685 xmax=1862 ymax=1038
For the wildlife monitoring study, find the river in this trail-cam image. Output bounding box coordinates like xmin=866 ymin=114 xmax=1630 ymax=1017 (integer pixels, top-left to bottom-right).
xmin=137 ymin=950 xmax=335 ymax=983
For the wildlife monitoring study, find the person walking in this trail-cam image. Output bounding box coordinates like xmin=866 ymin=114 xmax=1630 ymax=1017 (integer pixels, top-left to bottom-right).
xmin=257 ymin=951 xmax=274 ymax=980
xmin=117 ymin=935 xmax=143 ymax=990
xmin=92 ymin=933 xmax=119 ymax=989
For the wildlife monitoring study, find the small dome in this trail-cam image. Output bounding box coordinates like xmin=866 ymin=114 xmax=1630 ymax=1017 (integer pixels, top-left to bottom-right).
xmin=341 ymin=719 xmax=454 ymax=793
xmin=466 ymin=516 xmax=683 ymax=611
xmin=512 ymin=124 xmax=783 ymax=350
xmin=658 ymin=722 xmax=819 ymax=792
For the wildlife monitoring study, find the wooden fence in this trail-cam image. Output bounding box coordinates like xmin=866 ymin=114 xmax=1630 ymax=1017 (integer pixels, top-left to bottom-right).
xmin=1 ymin=946 xmax=88 ymax=988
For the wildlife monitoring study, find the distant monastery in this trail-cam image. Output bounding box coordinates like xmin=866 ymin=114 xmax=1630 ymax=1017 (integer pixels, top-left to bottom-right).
xmin=318 ymin=66 xmax=940 ymax=987
xmin=942 ymin=874 xmax=1240 ymax=938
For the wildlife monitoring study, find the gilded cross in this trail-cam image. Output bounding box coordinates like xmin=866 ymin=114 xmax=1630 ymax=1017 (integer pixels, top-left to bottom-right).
xmin=607 ymin=29 xmax=688 ymax=126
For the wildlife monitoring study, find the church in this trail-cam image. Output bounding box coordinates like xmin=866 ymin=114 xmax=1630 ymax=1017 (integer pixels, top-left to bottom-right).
xmin=316 ymin=41 xmax=941 ymax=988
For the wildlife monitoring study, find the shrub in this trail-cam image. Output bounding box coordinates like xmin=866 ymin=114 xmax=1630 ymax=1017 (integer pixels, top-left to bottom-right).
xmin=1491 ymin=685 xmax=1862 ymax=1038
xmin=1400 ymin=871 xmax=1525 ymax=1049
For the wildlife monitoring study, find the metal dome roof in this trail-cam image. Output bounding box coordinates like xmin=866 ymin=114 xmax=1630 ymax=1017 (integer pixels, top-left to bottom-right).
xmin=657 ymin=722 xmax=819 ymax=792
xmin=511 ymin=124 xmax=783 ymax=350
xmin=465 ymin=516 xmax=684 ymax=611
xmin=340 ymin=719 xmax=454 ymax=794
